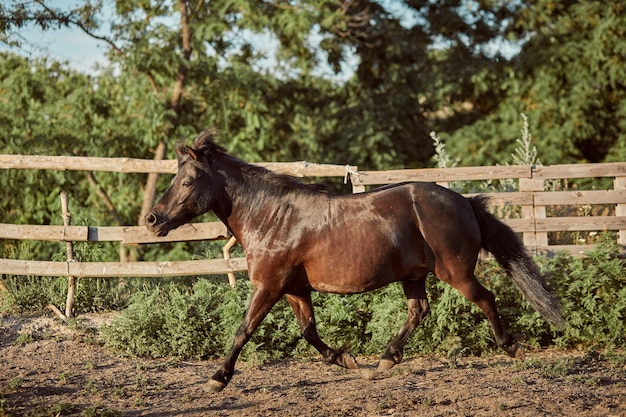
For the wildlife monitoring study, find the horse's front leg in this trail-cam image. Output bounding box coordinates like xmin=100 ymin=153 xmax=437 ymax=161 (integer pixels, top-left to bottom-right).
xmin=285 ymin=293 xmax=359 ymax=370
xmin=208 ymin=285 xmax=282 ymax=392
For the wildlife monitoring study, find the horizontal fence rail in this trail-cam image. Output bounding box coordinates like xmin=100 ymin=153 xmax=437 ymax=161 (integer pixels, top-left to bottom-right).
xmin=349 ymin=165 xmax=533 ymax=189
xmin=1 ymin=155 xmax=625 ymax=283
xmin=0 ymin=154 xmax=356 ymax=177
xmin=0 ymin=222 xmax=230 ymax=245
xmin=1 ymin=257 xmax=249 ymax=278
xmin=349 ymin=162 xmax=626 ymax=186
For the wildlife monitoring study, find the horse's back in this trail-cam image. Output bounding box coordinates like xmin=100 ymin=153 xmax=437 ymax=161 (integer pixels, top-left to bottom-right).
xmin=300 ymin=182 xmax=480 ymax=293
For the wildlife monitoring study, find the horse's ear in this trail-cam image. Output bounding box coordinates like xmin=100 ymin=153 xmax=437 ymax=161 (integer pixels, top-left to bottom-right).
xmin=186 ymin=146 xmax=201 ymax=161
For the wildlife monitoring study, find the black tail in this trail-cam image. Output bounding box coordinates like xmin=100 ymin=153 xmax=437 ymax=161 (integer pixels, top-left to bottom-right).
xmin=468 ymin=195 xmax=565 ymax=327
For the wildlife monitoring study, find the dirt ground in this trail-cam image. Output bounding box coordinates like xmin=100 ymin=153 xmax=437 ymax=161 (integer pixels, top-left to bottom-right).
xmin=1 ymin=315 xmax=625 ymax=417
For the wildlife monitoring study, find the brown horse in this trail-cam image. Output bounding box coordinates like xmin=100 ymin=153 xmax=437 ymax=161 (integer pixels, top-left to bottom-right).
xmin=146 ymin=129 xmax=564 ymax=392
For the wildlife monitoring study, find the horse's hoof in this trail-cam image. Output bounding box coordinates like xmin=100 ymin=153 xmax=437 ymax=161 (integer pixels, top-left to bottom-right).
xmin=207 ymin=379 xmax=227 ymax=393
xmin=505 ymin=341 xmax=525 ymax=359
xmin=341 ymin=352 xmax=359 ymax=370
xmin=513 ymin=343 xmax=526 ymax=359
xmin=360 ymin=368 xmax=376 ymax=380
xmin=377 ymin=358 xmax=396 ymax=372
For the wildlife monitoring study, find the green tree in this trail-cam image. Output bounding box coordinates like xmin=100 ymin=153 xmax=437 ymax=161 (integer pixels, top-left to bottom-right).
xmin=0 ymin=52 xmax=158 ymax=261
xmin=436 ymin=0 xmax=626 ymax=165
xmin=1 ymin=1 xmax=355 ymax=263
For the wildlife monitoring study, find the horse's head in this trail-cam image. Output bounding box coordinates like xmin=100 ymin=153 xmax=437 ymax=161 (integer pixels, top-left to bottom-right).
xmin=145 ymin=130 xmax=223 ymax=236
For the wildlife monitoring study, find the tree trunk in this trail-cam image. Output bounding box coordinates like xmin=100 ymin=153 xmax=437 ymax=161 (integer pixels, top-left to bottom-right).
xmin=138 ymin=140 xmax=167 ymax=226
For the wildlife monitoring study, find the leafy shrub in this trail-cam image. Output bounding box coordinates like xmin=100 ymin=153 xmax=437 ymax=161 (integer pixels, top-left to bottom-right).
xmin=547 ymin=236 xmax=626 ymax=349
xmin=0 ymin=236 xmax=133 ymax=315
xmin=0 ymin=275 xmax=131 ymax=315
xmin=0 ymin=276 xmax=67 ymax=315
xmin=102 ymin=280 xmax=239 ymax=359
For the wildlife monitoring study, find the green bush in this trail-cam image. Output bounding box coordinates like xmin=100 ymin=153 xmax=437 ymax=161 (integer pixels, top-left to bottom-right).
xmin=102 ymin=280 xmax=239 ymax=359
xmin=548 ymin=236 xmax=626 ymax=349
xmin=0 ymin=275 xmax=132 ymax=315
xmin=0 ymin=237 xmax=129 ymax=315
xmin=0 ymin=276 xmax=67 ymax=315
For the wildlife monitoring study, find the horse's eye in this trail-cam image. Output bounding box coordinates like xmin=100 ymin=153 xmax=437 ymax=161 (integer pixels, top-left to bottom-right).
xmin=182 ymin=181 xmax=192 ymax=187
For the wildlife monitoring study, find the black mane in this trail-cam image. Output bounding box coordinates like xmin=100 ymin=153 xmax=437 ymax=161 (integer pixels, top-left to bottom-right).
xmin=189 ymin=129 xmax=326 ymax=193
xmin=242 ymin=164 xmax=327 ymax=192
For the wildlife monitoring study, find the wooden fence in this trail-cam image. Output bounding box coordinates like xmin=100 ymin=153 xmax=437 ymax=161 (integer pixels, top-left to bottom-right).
xmin=1 ymin=155 xmax=625 ymax=284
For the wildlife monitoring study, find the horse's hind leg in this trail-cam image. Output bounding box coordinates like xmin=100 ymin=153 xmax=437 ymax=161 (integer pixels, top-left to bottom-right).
xmin=285 ymin=293 xmax=359 ymax=370
xmin=378 ymin=276 xmax=430 ymax=372
xmin=438 ymin=265 xmax=524 ymax=359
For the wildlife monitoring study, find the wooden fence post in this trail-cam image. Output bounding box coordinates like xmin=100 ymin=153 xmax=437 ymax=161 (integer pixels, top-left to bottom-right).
xmin=61 ymin=192 xmax=77 ymax=319
xmin=222 ymin=236 xmax=238 ymax=287
xmin=46 ymin=192 xmax=76 ymax=321
xmin=519 ymin=176 xmax=547 ymax=254
xmin=616 ymin=176 xmax=626 ymax=247
xmin=346 ymin=165 xmax=364 ymax=193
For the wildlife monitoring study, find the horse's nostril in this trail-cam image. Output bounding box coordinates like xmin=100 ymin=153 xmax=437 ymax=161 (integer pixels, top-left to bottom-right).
xmin=145 ymin=212 xmax=158 ymax=226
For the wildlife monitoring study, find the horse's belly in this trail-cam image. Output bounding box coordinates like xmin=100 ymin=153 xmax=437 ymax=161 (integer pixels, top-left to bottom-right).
xmin=305 ymin=245 xmax=424 ymax=294
xmin=310 ymin=275 xmax=397 ymax=294
xmin=303 ymin=201 xmax=429 ymax=294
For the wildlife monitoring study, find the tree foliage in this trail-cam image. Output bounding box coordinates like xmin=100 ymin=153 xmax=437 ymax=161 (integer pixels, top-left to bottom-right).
xmin=3 ymin=0 xmax=624 ymax=166
xmin=437 ymin=0 xmax=626 ymax=165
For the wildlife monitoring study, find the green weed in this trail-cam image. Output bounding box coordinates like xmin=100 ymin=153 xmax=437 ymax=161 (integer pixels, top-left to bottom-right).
xmin=570 ymin=375 xmax=602 ymax=386
xmin=80 ymin=405 xmax=120 ymax=417
xmin=540 ymin=359 xmax=573 ymax=378
xmin=420 ymin=397 xmax=434 ymax=407
xmin=15 ymin=333 xmax=35 ymax=346
xmin=22 ymin=402 xmax=78 ymax=417
xmin=7 ymin=377 xmax=23 ymax=392
xmin=84 ymin=380 xmax=98 ymax=394
xmin=515 ymin=357 xmax=572 ymax=378
xmin=57 ymin=372 xmax=74 ymax=385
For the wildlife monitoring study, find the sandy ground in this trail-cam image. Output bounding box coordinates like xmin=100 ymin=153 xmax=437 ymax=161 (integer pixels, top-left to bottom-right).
xmin=1 ymin=314 xmax=625 ymax=416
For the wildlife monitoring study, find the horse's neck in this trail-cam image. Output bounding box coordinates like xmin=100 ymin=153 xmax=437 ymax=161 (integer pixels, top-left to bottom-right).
xmin=214 ymin=166 xmax=282 ymax=247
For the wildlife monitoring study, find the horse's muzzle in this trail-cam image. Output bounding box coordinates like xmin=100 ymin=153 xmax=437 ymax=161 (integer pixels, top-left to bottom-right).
xmin=145 ymin=210 xmax=169 ymax=236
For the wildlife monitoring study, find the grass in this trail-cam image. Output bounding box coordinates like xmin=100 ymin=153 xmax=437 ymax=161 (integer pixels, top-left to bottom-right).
xmin=570 ymin=375 xmax=602 ymax=386
xmin=6 ymin=377 xmax=23 ymax=392
xmin=15 ymin=333 xmax=36 ymax=347
xmin=57 ymin=372 xmax=74 ymax=385
xmin=515 ymin=356 xmax=573 ymax=378
xmin=513 ymin=350 xmax=626 ymax=385
xmin=84 ymin=380 xmax=99 ymax=394
xmin=80 ymin=405 xmax=120 ymax=417
xmin=22 ymin=402 xmax=79 ymax=417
